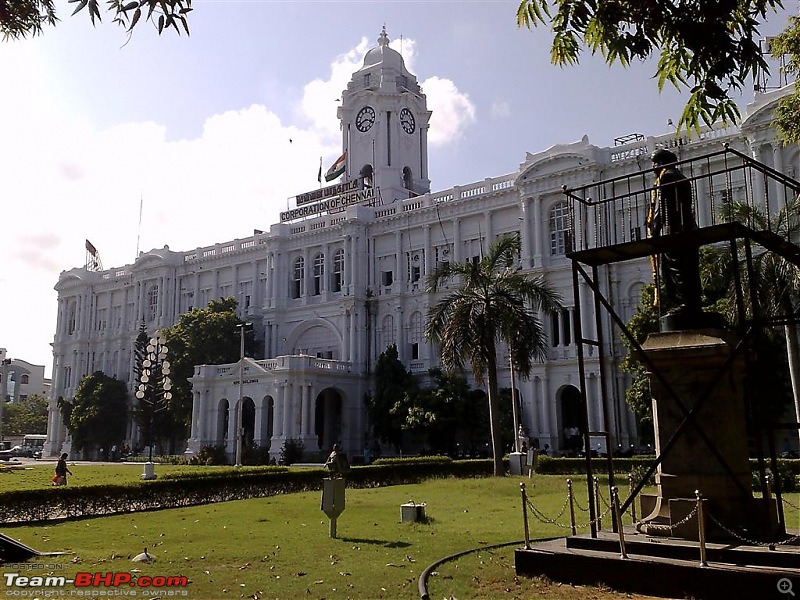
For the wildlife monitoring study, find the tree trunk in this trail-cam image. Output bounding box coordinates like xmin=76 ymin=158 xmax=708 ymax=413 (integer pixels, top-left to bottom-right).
xmin=783 ymin=318 xmax=800 ymax=446
xmin=486 ymin=346 xmax=504 ymax=476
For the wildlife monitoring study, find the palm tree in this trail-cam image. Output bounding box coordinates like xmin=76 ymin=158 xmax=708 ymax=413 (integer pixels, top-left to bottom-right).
xmin=722 ymin=197 xmax=800 ymax=445
xmin=425 ymin=234 xmax=563 ymax=476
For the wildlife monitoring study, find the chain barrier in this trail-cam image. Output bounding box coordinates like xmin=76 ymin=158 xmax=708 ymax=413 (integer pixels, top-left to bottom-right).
xmin=597 ymin=486 xmax=612 ymax=510
xmin=706 ymin=510 xmax=800 ymax=547
xmin=525 ymin=495 xmax=613 ymax=531
xmin=634 ymin=503 xmax=699 ymax=533
xmin=781 ymin=495 xmax=800 ymax=511
xmin=573 ymin=493 xmax=589 ymax=513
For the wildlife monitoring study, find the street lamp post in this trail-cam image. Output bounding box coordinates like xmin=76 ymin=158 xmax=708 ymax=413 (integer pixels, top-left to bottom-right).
xmin=509 ymin=343 xmax=520 ymax=453
xmin=0 ymin=359 xmax=8 ymax=444
xmin=235 ymin=322 xmax=251 ymax=468
xmin=136 ymin=333 xmax=171 ymax=480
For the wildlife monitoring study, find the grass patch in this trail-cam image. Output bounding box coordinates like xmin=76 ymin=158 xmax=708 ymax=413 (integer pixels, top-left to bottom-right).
xmin=2 ymin=470 xmax=796 ymax=599
xmin=0 ymin=463 xmax=226 ymax=490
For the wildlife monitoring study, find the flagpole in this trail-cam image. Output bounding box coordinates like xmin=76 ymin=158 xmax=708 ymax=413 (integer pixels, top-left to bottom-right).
xmin=136 ymin=192 xmax=143 ymax=258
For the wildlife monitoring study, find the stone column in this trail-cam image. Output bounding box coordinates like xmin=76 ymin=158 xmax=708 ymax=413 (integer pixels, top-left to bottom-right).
xmin=300 ymin=383 xmax=309 ymax=436
xmin=254 ymin=397 xmax=265 ymax=447
xmin=533 ymin=196 xmax=543 ymax=265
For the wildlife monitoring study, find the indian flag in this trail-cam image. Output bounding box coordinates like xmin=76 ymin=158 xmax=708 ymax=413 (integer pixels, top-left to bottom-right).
xmin=324 ymin=152 xmax=347 ymax=182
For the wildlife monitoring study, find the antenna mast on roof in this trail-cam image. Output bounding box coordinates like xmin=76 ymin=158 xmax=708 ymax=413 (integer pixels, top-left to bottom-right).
xmin=136 ymin=192 xmax=143 ymax=258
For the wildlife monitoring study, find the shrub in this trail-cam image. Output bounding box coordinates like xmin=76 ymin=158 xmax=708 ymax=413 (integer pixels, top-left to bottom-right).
xmin=243 ymin=443 xmax=273 ymax=466
xmin=752 ymin=461 xmax=798 ymax=493
xmin=280 ymin=438 xmax=305 ymax=466
xmin=195 ymin=445 xmax=228 ymax=466
xmin=372 ymin=455 xmax=452 ymax=466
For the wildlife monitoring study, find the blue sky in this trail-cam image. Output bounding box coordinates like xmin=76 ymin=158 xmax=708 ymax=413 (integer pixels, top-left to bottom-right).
xmin=0 ymin=0 xmax=796 ymax=375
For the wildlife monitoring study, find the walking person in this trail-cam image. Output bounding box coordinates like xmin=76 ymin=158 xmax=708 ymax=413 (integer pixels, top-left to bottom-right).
xmin=53 ymin=453 xmax=72 ymax=486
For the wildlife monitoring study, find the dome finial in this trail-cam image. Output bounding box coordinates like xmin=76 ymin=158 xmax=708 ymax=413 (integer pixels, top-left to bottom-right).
xmin=378 ymin=25 xmax=389 ymax=47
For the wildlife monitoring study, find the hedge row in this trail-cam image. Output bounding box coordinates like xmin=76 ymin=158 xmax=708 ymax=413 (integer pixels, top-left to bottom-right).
xmin=535 ymin=456 xmax=800 ymax=477
xmin=0 ymin=458 xmax=494 ymax=525
xmin=2 ymin=457 xmax=796 ymax=525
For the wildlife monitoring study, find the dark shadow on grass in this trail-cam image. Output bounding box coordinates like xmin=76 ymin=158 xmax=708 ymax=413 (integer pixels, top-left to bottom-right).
xmin=339 ymin=537 xmax=411 ymax=548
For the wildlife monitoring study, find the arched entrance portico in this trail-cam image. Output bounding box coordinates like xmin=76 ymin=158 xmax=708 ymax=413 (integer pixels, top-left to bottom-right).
xmin=241 ymin=397 xmax=256 ymax=448
xmin=314 ymin=388 xmax=344 ymax=452
xmin=557 ymin=385 xmax=584 ymax=454
xmin=254 ymin=396 xmax=275 ymax=449
xmin=217 ymin=399 xmax=229 ymax=443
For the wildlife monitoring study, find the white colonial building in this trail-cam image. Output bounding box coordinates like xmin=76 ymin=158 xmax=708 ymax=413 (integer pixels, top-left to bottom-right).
xmin=1 ymin=348 xmax=50 ymax=404
xmin=45 ymin=28 xmax=799 ymax=461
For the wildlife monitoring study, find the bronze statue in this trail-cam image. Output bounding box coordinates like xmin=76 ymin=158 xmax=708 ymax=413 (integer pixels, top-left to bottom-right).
xmin=646 ymin=149 xmax=702 ymax=322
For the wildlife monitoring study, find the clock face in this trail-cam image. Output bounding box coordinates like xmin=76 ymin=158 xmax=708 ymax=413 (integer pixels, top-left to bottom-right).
xmin=356 ymin=106 xmax=376 ymax=132
xmin=400 ymin=108 xmax=415 ymax=134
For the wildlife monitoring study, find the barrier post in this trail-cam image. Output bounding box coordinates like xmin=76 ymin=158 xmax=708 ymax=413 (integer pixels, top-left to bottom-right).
xmin=612 ymin=487 xmax=628 ymax=558
xmin=695 ymin=490 xmax=708 ymax=567
xmin=520 ymin=482 xmax=531 ymax=549
xmin=594 ymin=476 xmax=602 ymax=531
xmin=567 ymin=478 xmax=577 ymax=536
xmin=628 ymin=473 xmax=637 ymax=524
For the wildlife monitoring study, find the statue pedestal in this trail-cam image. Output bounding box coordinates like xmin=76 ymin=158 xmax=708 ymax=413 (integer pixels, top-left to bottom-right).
xmin=638 ymin=330 xmax=778 ymax=541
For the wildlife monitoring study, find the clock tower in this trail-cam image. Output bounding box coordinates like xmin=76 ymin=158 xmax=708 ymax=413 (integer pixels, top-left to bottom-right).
xmin=337 ymin=27 xmax=431 ymax=202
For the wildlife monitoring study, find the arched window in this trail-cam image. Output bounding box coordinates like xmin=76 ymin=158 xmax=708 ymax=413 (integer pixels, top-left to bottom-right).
xmin=67 ymin=302 xmax=77 ymax=335
xmin=20 ymin=374 xmax=29 ymax=385
xmin=409 ymin=311 xmax=423 ymax=360
xmin=549 ymin=201 xmax=570 ymax=256
xmin=332 ymin=249 xmax=344 ymax=293
xmin=291 ymin=257 xmax=305 ymax=299
xmin=381 ymin=315 xmax=396 ymax=351
xmin=403 ymin=167 xmax=413 ymax=190
xmin=313 ymin=253 xmax=324 ymax=296
xmin=147 ymin=284 xmax=159 ymax=322
xmin=360 ymin=164 xmax=374 ymax=188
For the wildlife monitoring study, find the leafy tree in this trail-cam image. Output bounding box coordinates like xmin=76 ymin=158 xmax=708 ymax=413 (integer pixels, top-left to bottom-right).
xmin=516 ymin=0 xmax=783 ymax=133
xmin=771 ymin=15 xmax=800 ymax=144
xmin=67 ymin=371 xmax=128 ymax=453
xmin=425 ymin=234 xmax=562 ymax=476
xmin=391 ymin=367 xmax=492 ymax=456
xmin=622 ymin=246 xmax=792 ymax=438
xmin=365 ymin=344 xmax=413 ymax=452
xmin=160 ymin=297 xmax=249 ymax=443
xmin=2 ymin=0 xmax=193 ymax=40
xmin=131 ymin=320 xmax=175 ymax=456
xmin=2 ymin=393 xmax=48 ymax=435
xmin=619 ymin=284 xmax=660 ymax=439
xmin=721 ymin=197 xmax=800 ymax=441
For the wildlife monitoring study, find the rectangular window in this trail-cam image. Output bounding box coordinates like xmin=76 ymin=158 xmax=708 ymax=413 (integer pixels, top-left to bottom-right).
xmin=551 ymin=313 xmax=560 ymax=347
xmin=562 ymin=309 xmax=572 ymax=346
xmin=411 ymin=266 xmax=421 ymax=282
xmin=382 ymin=271 xmax=394 ymax=286
xmin=411 ymin=343 xmax=419 ymax=360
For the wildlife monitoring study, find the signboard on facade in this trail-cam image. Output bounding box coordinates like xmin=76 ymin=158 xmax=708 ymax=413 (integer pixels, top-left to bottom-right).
xmin=280 ymin=186 xmax=378 ymax=222
xmin=295 ymin=180 xmax=361 ymax=207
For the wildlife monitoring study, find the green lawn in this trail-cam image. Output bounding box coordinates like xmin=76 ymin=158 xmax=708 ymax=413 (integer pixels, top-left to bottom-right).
xmin=1 ymin=466 xmax=797 ymax=600
xmin=0 ymin=462 xmax=229 ymax=490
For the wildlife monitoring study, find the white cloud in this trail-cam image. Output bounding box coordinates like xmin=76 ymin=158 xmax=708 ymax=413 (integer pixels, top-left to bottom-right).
xmin=491 ymin=100 xmax=511 ymax=120
xmin=423 ymin=76 xmax=477 ymax=145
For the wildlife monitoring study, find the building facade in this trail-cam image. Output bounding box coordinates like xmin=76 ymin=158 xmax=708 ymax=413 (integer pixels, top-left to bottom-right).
xmin=45 ymin=29 xmax=799 ymax=461
xmin=1 ymin=348 xmax=50 ymax=404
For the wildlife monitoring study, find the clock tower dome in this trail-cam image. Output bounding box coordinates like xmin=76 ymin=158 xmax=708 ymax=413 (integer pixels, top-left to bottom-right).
xmin=337 ymin=27 xmax=431 ymax=202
